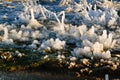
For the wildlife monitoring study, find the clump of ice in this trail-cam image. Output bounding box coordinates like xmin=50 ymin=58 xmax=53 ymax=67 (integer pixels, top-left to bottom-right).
xmin=72 ymin=26 xmax=116 ymax=59
xmin=9 ymin=29 xmax=23 ymax=40
xmin=31 ymin=30 xmax=42 ymax=39
xmin=0 ymin=26 xmax=13 ymax=44
xmin=40 ymin=38 xmax=66 ymax=51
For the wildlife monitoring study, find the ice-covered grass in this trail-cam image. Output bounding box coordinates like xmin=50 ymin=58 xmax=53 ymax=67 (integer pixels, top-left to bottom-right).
xmin=0 ymin=0 xmax=120 ymax=61
xmin=0 ymin=1 xmax=120 ymax=78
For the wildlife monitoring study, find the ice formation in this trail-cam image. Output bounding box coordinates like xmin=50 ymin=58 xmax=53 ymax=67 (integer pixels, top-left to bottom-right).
xmin=28 ymin=8 xmax=43 ymax=29
xmin=65 ymin=0 xmax=119 ymax=26
xmin=72 ymin=28 xmax=116 ymax=59
xmin=53 ymin=11 xmax=66 ymax=34
xmin=40 ymin=38 xmax=66 ymax=51
xmin=0 ymin=0 xmax=119 ymax=60
xmin=99 ymin=30 xmax=116 ymax=49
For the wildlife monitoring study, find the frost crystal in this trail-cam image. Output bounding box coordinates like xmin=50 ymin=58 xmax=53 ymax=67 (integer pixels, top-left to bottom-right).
xmin=72 ymin=27 xmax=116 ymax=59
xmin=40 ymin=38 xmax=66 ymax=51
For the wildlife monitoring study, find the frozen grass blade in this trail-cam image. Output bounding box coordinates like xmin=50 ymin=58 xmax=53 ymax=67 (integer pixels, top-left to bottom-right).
xmin=28 ymin=8 xmax=43 ymax=28
xmin=53 ymin=13 xmax=60 ymax=23
xmin=30 ymin=8 xmax=34 ymax=20
xmin=40 ymin=5 xmax=47 ymax=19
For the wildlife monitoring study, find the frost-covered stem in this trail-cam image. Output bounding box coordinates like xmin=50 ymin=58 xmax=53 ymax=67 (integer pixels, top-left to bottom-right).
xmin=94 ymin=4 xmax=97 ymax=11
xmin=30 ymin=8 xmax=35 ymax=20
xmin=58 ymin=11 xmax=65 ymax=33
xmin=58 ymin=11 xmax=65 ymax=24
xmin=53 ymin=11 xmax=65 ymax=34
xmin=62 ymin=11 xmax=65 ymax=24
xmin=54 ymin=13 xmax=60 ymax=23
xmin=40 ymin=6 xmax=47 ymax=19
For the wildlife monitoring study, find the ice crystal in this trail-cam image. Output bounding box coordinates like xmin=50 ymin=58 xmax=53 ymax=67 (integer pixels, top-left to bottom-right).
xmin=40 ymin=38 xmax=66 ymax=51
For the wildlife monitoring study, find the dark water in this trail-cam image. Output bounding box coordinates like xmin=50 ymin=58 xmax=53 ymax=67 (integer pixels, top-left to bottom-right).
xmin=0 ymin=71 xmax=81 ymax=80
